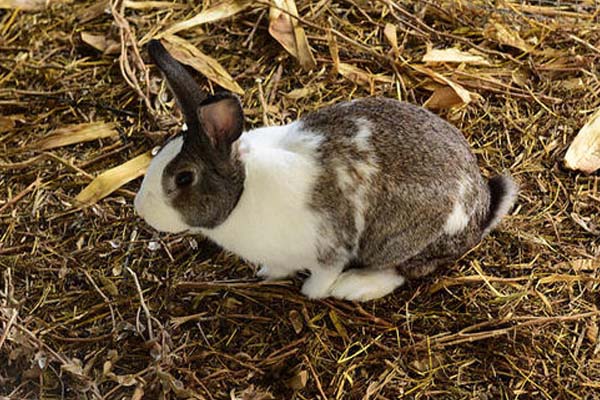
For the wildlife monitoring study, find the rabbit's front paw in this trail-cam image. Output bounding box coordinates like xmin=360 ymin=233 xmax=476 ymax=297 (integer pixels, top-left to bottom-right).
xmin=257 ymin=265 xmax=291 ymax=281
xmin=330 ymin=269 xmax=405 ymax=301
xmin=301 ymin=268 xmax=342 ymax=299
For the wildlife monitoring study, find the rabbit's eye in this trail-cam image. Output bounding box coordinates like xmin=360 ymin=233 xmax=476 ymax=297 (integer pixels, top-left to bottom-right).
xmin=175 ymin=171 xmax=195 ymax=187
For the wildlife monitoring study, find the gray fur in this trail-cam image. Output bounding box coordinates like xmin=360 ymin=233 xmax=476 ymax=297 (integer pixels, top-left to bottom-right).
xmin=301 ymin=98 xmax=495 ymax=277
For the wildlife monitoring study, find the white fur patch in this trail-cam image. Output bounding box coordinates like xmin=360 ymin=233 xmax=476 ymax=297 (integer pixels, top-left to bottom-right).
xmin=444 ymin=201 xmax=469 ymax=235
xmin=333 ymin=161 xmax=353 ymax=191
xmin=134 ymin=136 xmax=191 ymax=233
xmin=257 ymin=264 xmax=296 ymax=281
xmin=443 ymin=180 xmax=470 ymax=235
xmin=329 ymin=269 xmax=405 ymax=301
xmin=301 ymin=265 xmax=344 ymax=299
xmin=352 ymin=118 xmax=373 ymax=152
xmin=199 ymin=122 xmax=325 ymax=276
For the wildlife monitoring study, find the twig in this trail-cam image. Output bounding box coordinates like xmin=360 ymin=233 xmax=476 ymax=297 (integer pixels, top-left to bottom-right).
xmin=452 ymin=70 xmax=563 ymax=103
xmin=42 ymin=152 xmax=94 ymax=179
xmin=0 ymin=308 xmax=17 ymax=352
xmin=49 ymin=333 xmax=114 ymax=343
xmin=126 ymin=266 xmax=154 ymax=340
xmin=243 ymin=8 xmax=266 ymax=49
xmin=303 ymin=354 xmax=328 ymax=400
xmin=110 ymin=0 xmax=154 ymax=115
xmin=0 ymin=313 xmax=69 ymax=365
xmin=81 ymin=269 xmax=117 ymax=331
xmin=413 ymin=311 xmax=600 ymax=349
xmin=255 ymin=78 xmax=270 ymax=126
xmin=353 ymin=303 xmax=394 ymax=328
xmin=0 ymin=155 xmax=44 ymax=170
xmin=175 ymin=279 xmax=292 ymax=291
xmin=0 ymin=177 xmax=41 ymax=214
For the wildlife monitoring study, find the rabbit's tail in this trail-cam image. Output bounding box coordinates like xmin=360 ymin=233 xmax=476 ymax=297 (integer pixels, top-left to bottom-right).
xmin=482 ymin=174 xmax=518 ymax=236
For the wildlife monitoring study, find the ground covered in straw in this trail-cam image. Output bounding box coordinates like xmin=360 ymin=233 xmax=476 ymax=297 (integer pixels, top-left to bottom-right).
xmin=1 ymin=0 xmax=600 ymax=399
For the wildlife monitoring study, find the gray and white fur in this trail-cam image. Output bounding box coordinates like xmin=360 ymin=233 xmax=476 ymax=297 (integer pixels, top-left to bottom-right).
xmin=135 ymin=40 xmax=518 ymax=301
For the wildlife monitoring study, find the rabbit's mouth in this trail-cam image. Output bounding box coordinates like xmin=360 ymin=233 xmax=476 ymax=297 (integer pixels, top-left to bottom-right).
xmin=134 ymin=190 xmax=190 ymax=234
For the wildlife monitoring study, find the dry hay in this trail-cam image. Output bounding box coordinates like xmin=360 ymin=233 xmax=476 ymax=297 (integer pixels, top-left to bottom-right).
xmin=1 ymin=0 xmax=600 ymax=399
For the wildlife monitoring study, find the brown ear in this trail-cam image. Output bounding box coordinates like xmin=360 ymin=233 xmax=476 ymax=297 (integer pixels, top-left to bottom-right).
xmin=197 ymin=93 xmax=244 ymax=151
xmin=147 ymin=39 xmax=206 ymax=123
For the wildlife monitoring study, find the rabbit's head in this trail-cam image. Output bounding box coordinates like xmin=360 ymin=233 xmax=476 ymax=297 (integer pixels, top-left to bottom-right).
xmin=134 ymin=40 xmax=245 ymax=233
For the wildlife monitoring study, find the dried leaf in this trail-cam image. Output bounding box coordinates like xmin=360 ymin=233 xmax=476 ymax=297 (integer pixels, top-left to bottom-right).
xmin=105 ymin=371 xmax=138 ymax=386
xmin=327 ymin=29 xmax=340 ymax=73
xmin=559 ymin=78 xmax=586 ymax=91
xmin=565 ymin=108 xmax=600 ymax=174
xmin=506 ymin=2 xmax=593 ymax=19
xmin=484 ymin=21 xmax=534 ymax=53
xmin=162 ymin=0 xmax=251 ymax=36
xmin=161 ymin=35 xmax=244 ymax=95
xmin=413 ymin=65 xmax=473 ymax=106
xmin=269 ymin=0 xmax=316 ymax=71
xmin=77 ymin=0 xmax=109 ymax=23
xmin=99 ymin=275 xmax=119 ymax=296
xmin=338 ymin=63 xmax=394 ymax=89
xmin=36 ymin=122 xmax=118 ymax=150
xmin=384 ymin=23 xmax=399 ymax=56
xmin=409 ymin=354 xmax=445 ymax=373
xmin=285 ymin=370 xmax=308 ymax=390
xmin=0 ymin=114 xmax=24 ymax=133
xmin=536 ymin=290 xmax=553 ymax=313
xmin=124 ymin=0 xmax=183 ymax=9
xmin=538 ymin=274 xmax=589 ymax=284
xmin=102 ymin=360 xmax=113 ymax=375
xmin=157 ymin=369 xmax=196 ymax=397
xmin=61 ymin=359 xmax=87 ymax=381
xmin=423 ymin=47 xmax=489 ymax=65
xmin=570 ymin=259 xmax=600 ymax=272
xmin=81 ymin=32 xmax=107 ymax=51
xmin=75 ymin=152 xmax=152 ymax=205
xmin=132 ymin=386 xmax=144 ymax=400
xmin=0 ymin=0 xmax=51 ymax=10
xmin=328 ymin=310 xmax=350 ymax=342
xmin=81 ymin=32 xmax=120 ymax=54
xmin=288 ymin=310 xmax=303 ymax=334
xmin=284 ymin=87 xmax=315 ymax=100
xmin=424 ymin=86 xmax=465 ymax=109
xmin=587 ymin=321 xmax=599 ymax=344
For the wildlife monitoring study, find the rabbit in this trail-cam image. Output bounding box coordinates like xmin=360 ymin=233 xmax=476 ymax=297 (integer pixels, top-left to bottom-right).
xmin=134 ymin=40 xmax=518 ymax=302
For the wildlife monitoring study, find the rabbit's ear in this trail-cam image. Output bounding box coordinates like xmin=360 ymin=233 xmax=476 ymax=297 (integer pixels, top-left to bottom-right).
xmin=147 ymin=39 xmax=206 ymax=123
xmin=197 ymin=93 xmax=244 ymax=152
